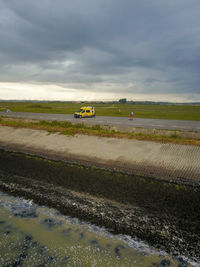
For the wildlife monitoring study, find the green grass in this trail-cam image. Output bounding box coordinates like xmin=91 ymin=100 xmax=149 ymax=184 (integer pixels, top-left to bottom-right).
xmin=0 ymin=117 xmax=199 ymax=146
xmin=0 ymin=101 xmax=200 ymax=120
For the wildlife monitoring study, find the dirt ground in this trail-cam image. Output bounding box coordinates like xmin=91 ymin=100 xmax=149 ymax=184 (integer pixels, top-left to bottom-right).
xmin=0 ymin=149 xmax=200 ymax=263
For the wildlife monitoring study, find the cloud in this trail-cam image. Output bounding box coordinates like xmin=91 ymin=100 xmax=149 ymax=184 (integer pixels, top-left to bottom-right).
xmin=0 ymin=0 xmax=200 ymax=101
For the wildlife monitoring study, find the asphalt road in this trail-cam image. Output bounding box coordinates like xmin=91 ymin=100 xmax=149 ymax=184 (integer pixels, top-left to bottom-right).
xmin=0 ymin=111 xmax=200 ymax=132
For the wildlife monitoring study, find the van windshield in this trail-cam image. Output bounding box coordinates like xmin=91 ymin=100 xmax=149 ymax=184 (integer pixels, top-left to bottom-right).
xmin=77 ymin=109 xmax=83 ymax=113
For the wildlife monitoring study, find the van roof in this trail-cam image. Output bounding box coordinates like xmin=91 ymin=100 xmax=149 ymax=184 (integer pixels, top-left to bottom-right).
xmin=81 ymin=106 xmax=94 ymax=109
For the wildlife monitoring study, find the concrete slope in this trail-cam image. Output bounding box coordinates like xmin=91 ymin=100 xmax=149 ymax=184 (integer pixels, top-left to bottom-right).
xmin=0 ymin=126 xmax=200 ymax=185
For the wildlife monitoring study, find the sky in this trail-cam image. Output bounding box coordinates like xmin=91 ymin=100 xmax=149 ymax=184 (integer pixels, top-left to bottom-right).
xmin=0 ymin=0 xmax=200 ymax=102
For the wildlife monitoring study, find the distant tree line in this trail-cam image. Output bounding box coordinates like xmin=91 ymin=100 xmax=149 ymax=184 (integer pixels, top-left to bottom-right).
xmin=118 ymin=98 xmax=127 ymax=104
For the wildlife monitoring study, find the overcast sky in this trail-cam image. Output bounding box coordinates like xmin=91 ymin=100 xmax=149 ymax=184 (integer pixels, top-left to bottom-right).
xmin=0 ymin=0 xmax=200 ymax=102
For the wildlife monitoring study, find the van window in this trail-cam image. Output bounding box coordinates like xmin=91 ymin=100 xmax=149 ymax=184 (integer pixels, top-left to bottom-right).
xmin=86 ymin=110 xmax=90 ymax=113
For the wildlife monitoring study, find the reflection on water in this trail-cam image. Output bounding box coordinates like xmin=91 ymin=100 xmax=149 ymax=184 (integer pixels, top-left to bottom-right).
xmin=0 ymin=191 xmax=195 ymax=267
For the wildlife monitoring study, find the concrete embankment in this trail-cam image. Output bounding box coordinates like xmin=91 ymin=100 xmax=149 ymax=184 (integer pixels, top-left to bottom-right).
xmin=0 ymin=126 xmax=200 ymax=185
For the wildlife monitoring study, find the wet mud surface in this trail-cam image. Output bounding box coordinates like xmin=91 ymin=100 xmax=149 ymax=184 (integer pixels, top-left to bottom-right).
xmin=0 ymin=149 xmax=200 ymax=263
xmin=0 ymin=192 xmax=190 ymax=267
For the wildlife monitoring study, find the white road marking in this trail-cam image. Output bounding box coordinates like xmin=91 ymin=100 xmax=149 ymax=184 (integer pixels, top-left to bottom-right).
xmin=178 ymin=126 xmax=190 ymax=128
xmin=170 ymin=126 xmax=182 ymax=128
xmin=151 ymin=125 xmax=164 ymax=127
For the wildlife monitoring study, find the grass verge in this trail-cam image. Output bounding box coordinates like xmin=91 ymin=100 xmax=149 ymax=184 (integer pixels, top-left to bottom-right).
xmin=0 ymin=117 xmax=199 ymax=146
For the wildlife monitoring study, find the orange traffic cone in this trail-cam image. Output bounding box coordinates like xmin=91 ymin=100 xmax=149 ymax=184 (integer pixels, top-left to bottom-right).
xmin=130 ymin=112 xmax=134 ymax=120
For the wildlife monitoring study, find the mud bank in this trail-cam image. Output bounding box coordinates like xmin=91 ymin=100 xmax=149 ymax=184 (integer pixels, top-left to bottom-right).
xmin=0 ymin=149 xmax=200 ymax=263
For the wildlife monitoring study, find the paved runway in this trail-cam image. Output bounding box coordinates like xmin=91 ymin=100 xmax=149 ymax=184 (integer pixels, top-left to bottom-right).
xmin=0 ymin=111 xmax=200 ymax=132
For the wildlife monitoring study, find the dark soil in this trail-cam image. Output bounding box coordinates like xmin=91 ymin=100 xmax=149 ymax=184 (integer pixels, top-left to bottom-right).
xmin=0 ymin=148 xmax=200 ymax=262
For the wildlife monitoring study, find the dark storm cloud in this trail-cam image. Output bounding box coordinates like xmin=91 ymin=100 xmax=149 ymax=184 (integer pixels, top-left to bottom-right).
xmin=0 ymin=0 xmax=200 ymax=95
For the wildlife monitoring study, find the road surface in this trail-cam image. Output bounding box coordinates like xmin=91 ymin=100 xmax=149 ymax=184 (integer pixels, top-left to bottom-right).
xmin=0 ymin=111 xmax=200 ymax=132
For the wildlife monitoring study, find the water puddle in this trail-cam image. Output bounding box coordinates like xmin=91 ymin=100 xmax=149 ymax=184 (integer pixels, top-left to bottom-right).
xmin=0 ymin=192 xmax=196 ymax=266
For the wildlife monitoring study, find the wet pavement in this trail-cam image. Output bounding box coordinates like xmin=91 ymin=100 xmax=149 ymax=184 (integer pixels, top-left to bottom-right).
xmin=1 ymin=111 xmax=200 ymax=132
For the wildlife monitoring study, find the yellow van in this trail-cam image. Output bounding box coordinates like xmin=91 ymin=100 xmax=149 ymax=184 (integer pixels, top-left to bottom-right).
xmin=74 ymin=106 xmax=95 ymax=118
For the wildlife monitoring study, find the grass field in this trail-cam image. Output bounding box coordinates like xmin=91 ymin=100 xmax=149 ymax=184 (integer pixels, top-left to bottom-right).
xmin=0 ymin=101 xmax=200 ymax=121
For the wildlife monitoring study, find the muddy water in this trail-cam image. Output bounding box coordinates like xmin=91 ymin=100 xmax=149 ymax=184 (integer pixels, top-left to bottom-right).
xmin=0 ymin=192 xmax=194 ymax=267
